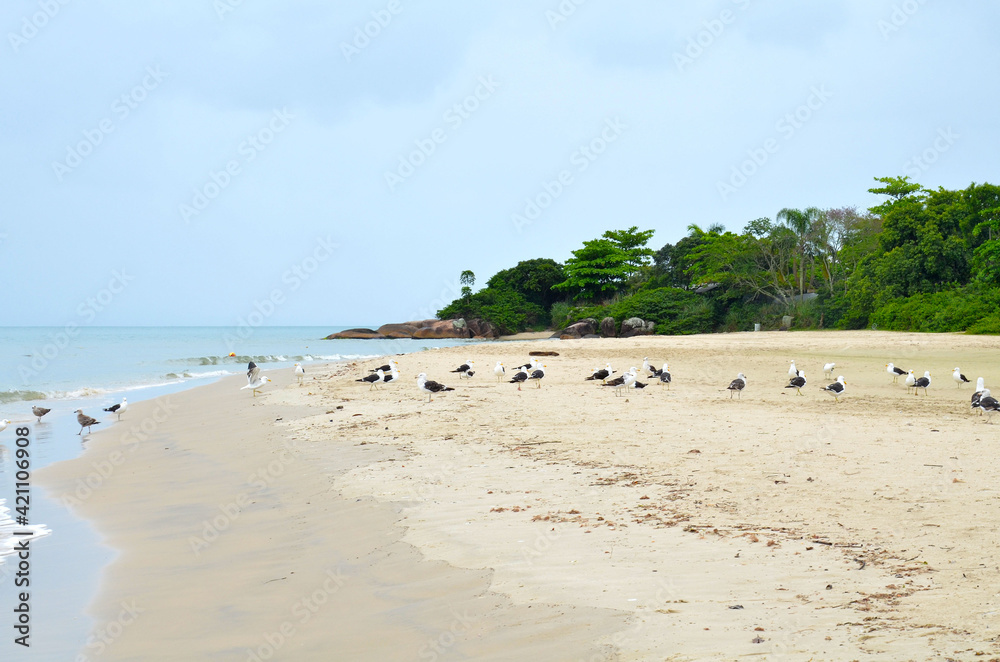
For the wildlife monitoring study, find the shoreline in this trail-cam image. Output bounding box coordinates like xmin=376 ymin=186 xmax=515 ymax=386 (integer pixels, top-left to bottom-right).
xmin=39 ymin=331 xmax=1000 ymax=659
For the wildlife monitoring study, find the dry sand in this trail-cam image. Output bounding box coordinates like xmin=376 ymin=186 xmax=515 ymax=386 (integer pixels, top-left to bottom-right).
xmin=40 ymin=331 xmax=1000 ymax=660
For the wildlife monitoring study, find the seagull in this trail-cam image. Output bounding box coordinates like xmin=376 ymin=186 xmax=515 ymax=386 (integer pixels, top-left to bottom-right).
xmin=788 ymin=361 xmax=801 ymax=378
xmin=509 ymin=366 xmax=529 ymax=391
xmin=952 ymin=367 xmax=970 ymax=387
xmin=979 ymin=389 xmax=1000 ymax=422
xmin=516 ymin=359 xmax=538 ymax=370
xmin=493 ymin=361 xmax=505 ymax=382
xmin=585 ymin=363 xmax=614 ymax=382
xmin=0 ymin=419 xmax=10 ymax=433
xmin=103 ymin=397 xmax=128 ymax=420
xmin=370 ymin=360 xmax=399 ymax=374
xmin=823 ymin=362 xmax=836 ymax=378
xmin=602 ymin=368 xmax=636 ymax=397
xmin=450 ymin=360 xmax=475 ymax=379
xmin=241 ymin=361 xmax=271 ymax=397
xmin=294 ymin=363 xmax=305 ymax=384
xmin=886 ymin=363 xmax=907 ymax=383
xmin=972 ymin=378 xmax=986 ymax=415
xmin=904 ymin=369 xmax=916 ymax=394
xmin=821 ymin=375 xmax=846 ymax=402
xmin=785 ymin=371 xmax=807 ymax=396
xmin=32 ymin=406 xmax=51 ymax=422
xmin=417 ymin=373 xmax=454 ymax=402
xmin=658 ymin=363 xmax=671 ymax=388
xmin=643 ymin=357 xmax=662 ymax=377
xmin=74 ymin=409 xmax=99 ymax=435
xmin=727 ymin=373 xmax=747 ymax=399
xmin=356 ymin=369 xmax=384 ymax=390
xmin=382 ymin=369 xmax=400 ymax=385
xmin=913 ymin=371 xmax=931 ymax=396
xmin=526 ymin=364 xmax=546 ymax=388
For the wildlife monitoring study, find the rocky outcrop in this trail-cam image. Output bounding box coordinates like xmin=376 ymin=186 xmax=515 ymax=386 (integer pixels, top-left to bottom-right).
xmin=411 ymin=319 xmax=472 ymax=339
xmin=328 ymin=317 xmax=498 ymax=340
xmin=620 ymin=317 xmax=655 ymax=337
xmin=325 ymin=328 xmax=385 ymax=339
xmin=554 ymin=318 xmax=598 ymax=339
xmin=600 ymin=317 xmax=617 ymax=337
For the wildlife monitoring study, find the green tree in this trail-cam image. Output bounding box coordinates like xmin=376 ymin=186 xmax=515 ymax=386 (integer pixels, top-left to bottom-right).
xmin=460 ymin=270 xmax=475 ymax=301
xmin=554 ymin=238 xmax=632 ymax=301
xmin=776 ymin=206 xmax=824 ymax=297
xmin=485 ymin=258 xmax=565 ymax=310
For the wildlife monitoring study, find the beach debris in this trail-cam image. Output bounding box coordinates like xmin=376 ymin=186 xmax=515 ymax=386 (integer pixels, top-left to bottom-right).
xmin=752 ymin=636 xmax=765 ymax=644
xmin=32 ymin=406 xmax=51 ymax=422
xmin=728 ymin=605 xmax=744 ymax=610
xmin=104 ymin=397 xmax=128 ymax=420
xmin=74 ymin=409 xmax=99 ymax=435
xmin=528 ymin=351 xmax=558 ymax=356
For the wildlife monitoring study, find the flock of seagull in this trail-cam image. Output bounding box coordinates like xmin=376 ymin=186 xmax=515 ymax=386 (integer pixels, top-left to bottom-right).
xmin=0 ymin=399 xmax=129 ymax=437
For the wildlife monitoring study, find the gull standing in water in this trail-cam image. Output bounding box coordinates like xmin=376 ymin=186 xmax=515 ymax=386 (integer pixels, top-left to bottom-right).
xmin=74 ymin=410 xmax=99 ymax=435
xmin=32 ymin=406 xmax=51 ymax=422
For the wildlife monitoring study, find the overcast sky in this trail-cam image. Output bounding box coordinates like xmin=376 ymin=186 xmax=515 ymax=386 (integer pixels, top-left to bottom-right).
xmin=2 ymin=0 xmax=997 ymax=327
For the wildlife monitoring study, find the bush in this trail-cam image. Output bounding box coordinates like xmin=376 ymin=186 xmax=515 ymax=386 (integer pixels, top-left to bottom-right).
xmin=869 ymin=286 xmax=1000 ymax=332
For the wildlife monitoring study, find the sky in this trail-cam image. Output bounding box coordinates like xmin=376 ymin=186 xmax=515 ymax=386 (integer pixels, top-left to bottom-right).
xmin=2 ymin=0 xmax=997 ymax=327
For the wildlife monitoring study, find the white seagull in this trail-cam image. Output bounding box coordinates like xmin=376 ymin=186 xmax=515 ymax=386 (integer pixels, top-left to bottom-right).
xmin=382 ymin=369 xmax=400 ymax=385
xmin=241 ymin=361 xmax=271 ymax=397
xmin=450 ymin=360 xmax=475 ymax=379
xmin=586 ymin=363 xmax=614 ymax=382
xmin=294 ymin=363 xmax=305 ymax=384
xmin=952 ymin=367 xmax=970 ymax=388
xmin=494 ymin=361 xmax=505 ymax=382
xmin=103 ymin=397 xmax=128 ymax=420
xmin=788 ymin=361 xmax=801 ymax=378
xmin=785 ymin=371 xmax=807 ymax=396
xmin=821 ymin=375 xmax=847 ymax=402
xmin=658 ymin=362 xmax=671 ymax=388
xmin=823 ymin=362 xmax=836 ymax=378
xmin=913 ymin=371 xmax=931 ymax=396
xmin=979 ymin=389 xmax=1000 ymax=422
xmin=727 ymin=373 xmax=747 ymax=399
xmin=971 ymin=378 xmax=986 ymax=415
xmin=0 ymin=419 xmax=10 ymax=433
xmin=417 ymin=373 xmax=454 ymax=402
xmin=887 ymin=363 xmax=907 ymax=383
xmin=509 ymin=366 xmax=529 ymax=391
xmin=526 ymin=364 xmax=546 ymax=388
xmin=904 ymin=369 xmax=916 ymax=393
xmin=356 ymin=369 xmax=384 ymax=390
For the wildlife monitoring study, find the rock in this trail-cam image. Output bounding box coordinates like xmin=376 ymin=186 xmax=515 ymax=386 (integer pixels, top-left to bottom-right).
xmin=528 ymin=351 xmax=559 ymax=356
xmin=412 ymin=319 xmax=472 ymax=339
xmin=466 ymin=318 xmax=499 ymax=339
xmin=376 ymin=323 xmax=419 ymax=338
xmin=600 ymin=316 xmax=617 ymax=337
xmin=556 ymin=318 xmax=597 ymax=339
xmin=325 ymin=328 xmax=386 ymax=339
xmin=620 ymin=317 xmax=654 ymax=338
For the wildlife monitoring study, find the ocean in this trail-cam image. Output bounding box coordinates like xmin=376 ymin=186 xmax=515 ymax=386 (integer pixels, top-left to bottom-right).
xmin=0 ymin=326 xmax=476 ymax=659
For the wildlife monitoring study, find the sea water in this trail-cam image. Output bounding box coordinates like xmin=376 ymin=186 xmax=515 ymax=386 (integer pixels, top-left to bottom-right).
xmin=0 ymin=326 xmax=475 ymax=659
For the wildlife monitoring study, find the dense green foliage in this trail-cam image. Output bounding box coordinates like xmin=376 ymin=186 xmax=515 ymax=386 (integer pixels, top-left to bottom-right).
xmin=437 ymin=177 xmax=1000 ymax=335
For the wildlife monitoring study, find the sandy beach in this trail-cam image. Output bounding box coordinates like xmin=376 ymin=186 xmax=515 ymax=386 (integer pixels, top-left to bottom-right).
xmin=40 ymin=331 xmax=1000 ymax=660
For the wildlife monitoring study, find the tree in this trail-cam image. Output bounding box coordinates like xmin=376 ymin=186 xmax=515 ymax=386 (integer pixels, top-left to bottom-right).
xmin=868 ymin=176 xmax=922 ymax=216
xmin=485 ymin=259 xmax=565 ymax=310
xmin=554 ymin=238 xmax=632 ymax=301
xmin=601 ymin=226 xmax=656 ymax=281
xmin=776 ymin=206 xmax=824 ymax=297
xmin=460 ymin=270 xmax=475 ymax=301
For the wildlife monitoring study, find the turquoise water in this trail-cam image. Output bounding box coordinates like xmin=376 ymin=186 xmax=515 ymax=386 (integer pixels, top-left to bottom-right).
xmin=0 ymin=326 xmax=475 ymax=659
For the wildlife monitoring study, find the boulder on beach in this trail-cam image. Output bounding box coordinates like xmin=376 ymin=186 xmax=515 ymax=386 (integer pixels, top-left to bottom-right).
xmin=554 ymin=318 xmax=598 ymax=339
xmin=325 ymin=328 xmax=386 ymax=339
xmin=376 ymin=323 xmax=420 ymax=338
xmin=600 ymin=317 xmax=617 ymax=337
xmin=412 ymin=319 xmax=473 ymax=339
xmin=465 ymin=318 xmax=499 ymax=339
xmin=620 ymin=317 xmax=655 ymax=337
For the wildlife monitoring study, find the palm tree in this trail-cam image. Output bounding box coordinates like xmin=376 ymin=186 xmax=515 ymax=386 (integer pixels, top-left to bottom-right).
xmin=776 ymin=207 xmax=823 ymax=298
